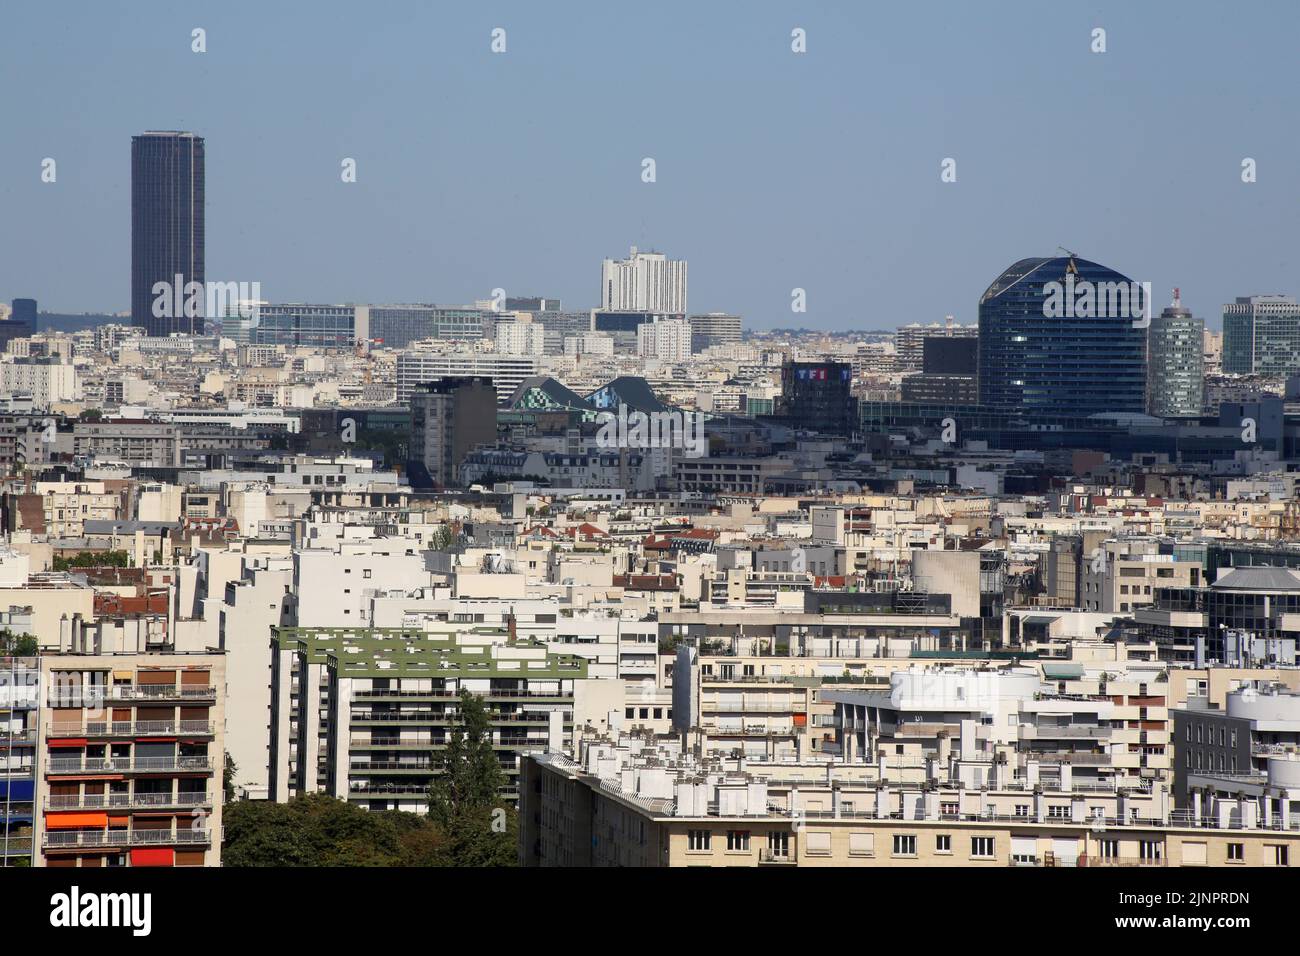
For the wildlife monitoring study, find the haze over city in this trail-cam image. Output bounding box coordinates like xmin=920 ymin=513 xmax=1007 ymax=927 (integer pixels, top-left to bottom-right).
xmin=2 ymin=0 xmax=1296 ymax=328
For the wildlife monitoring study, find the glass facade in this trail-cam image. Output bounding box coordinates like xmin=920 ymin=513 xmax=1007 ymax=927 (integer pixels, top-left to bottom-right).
xmin=131 ymin=132 xmax=205 ymax=336
xmin=370 ymin=307 xmax=493 ymax=349
xmin=244 ymin=305 xmax=360 ymax=348
xmin=977 ymin=256 xmax=1147 ymax=417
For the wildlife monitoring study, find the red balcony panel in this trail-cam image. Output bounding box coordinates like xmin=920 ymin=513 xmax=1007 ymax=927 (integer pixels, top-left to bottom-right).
xmin=130 ymin=847 xmax=174 ymax=867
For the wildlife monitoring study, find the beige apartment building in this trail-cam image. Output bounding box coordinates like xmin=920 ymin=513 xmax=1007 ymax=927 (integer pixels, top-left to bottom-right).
xmin=521 ymin=747 xmax=1300 ymax=868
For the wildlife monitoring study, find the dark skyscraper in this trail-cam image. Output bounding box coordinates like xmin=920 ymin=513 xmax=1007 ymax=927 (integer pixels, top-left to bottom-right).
xmin=977 ymin=255 xmax=1148 ymax=418
xmin=131 ymin=131 xmax=205 ymax=336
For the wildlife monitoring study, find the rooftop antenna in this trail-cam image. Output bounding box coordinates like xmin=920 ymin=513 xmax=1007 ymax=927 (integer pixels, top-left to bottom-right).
xmin=1172 ymin=287 xmax=1182 ymax=308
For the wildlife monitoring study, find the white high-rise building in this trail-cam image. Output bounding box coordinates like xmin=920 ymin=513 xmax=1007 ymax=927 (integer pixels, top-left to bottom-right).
xmin=495 ymin=315 xmax=546 ymax=356
xmin=636 ymin=318 xmax=692 ymax=362
xmin=600 ymin=246 xmax=687 ymax=314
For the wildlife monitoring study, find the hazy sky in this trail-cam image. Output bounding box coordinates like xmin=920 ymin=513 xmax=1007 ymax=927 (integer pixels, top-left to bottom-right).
xmin=1 ymin=0 xmax=1296 ymax=330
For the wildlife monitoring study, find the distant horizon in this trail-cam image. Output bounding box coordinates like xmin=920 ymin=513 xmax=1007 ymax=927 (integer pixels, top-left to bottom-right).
xmin=2 ymin=1 xmax=1296 ymax=331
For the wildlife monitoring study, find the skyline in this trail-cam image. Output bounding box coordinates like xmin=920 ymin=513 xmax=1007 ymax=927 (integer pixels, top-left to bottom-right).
xmin=2 ymin=1 xmax=1297 ymax=328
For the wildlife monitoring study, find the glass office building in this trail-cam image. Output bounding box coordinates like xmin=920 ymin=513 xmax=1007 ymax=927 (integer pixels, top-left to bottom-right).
xmin=977 ymin=256 xmax=1148 ymax=417
xmin=131 ymin=132 xmax=205 ymax=336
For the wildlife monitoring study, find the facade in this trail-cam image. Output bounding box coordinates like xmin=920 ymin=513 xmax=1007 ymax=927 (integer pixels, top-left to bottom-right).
xmin=774 ymin=361 xmax=855 ymax=436
xmin=521 ymin=734 xmax=1300 ymax=867
xmin=495 ymin=318 xmax=546 ymax=356
xmin=0 ymin=359 xmax=80 ymax=405
xmin=408 ymin=377 xmax=498 ymax=488
xmin=636 ymin=318 xmax=692 ymax=362
xmin=896 ymin=322 xmax=978 ymax=371
xmin=1222 ymin=295 xmax=1300 ymax=375
xmin=270 ymin=626 xmax=601 ymax=808
xmin=1 ymin=656 xmax=38 ymax=866
xmin=600 ymin=247 xmax=687 ymax=314
xmin=232 ymin=303 xmax=368 ymax=348
xmin=977 ymin=256 xmax=1148 ymax=417
xmin=33 ymin=652 xmax=225 ymax=868
xmin=131 ymin=132 xmax=205 ymax=336
xmin=371 ymin=306 xmax=495 ymax=350
xmin=1147 ymin=290 xmax=1205 ymax=418
xmin=1173 ymin=684 xmax=1300 ymax=809
xmin=395 ymin=350 xmax=538 ymax=405
xmin=688 ymin=313 xmax=742 ymax=353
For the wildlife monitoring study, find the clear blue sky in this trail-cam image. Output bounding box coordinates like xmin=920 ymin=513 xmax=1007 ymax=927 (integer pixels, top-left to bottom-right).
xmin=1 ymin=0 xmax=1295 ymax=330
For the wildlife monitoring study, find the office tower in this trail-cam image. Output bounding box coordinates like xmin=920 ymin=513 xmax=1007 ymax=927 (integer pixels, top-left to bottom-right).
xmin=775 ymin=361 xmax=855 ymax=436
xmin=977 ymin=255 xmax=1148 ymax=417
xmin=408 ymin=378 xmax=498 ymax=488
xmin=895 ymin=320 xmax=978 ymax=371
xmin=10 ymin=299 xmax=36 ymax=327
xmin=600 ymin=246 xmax=687 ymax=313
xmin=1 ymin=299 xmax=36 ymax=349
xmin=688 ymin=313 xmax=742 ymax=352
xmin=33 ymin=652 xmax=226 ymax=868
xmin=395 ymin=350 xmax=538 ymax=404
xmin=131 ymin=131 xmax=205 ymax=336
xmin=1222 ymin=295 xmax=1300 ymax=375
xmin=1147 ymin=288 xmax=1205 ymax=418
xmin=636 ymin=318 xmax=692 ymax=361
xmin=899 ymin=333 xmax=978 ymax=402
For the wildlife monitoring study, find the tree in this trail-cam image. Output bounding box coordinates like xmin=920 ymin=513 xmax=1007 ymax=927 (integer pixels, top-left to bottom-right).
xmin=427 ymin=689 xmax=517 ymax=866
xmin=222 ymin=793 xmax=446 ymax=867
xmin=0 ymin=629 xmax=38 ymax=656
xmin=223 ymin=752 xmax=237 ymax=803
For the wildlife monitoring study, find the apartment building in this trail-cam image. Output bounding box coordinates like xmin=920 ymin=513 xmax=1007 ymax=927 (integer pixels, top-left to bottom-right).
xmin=1081 ymin=539 xmax=1201 ymax=614
xmin=520 ymin=733 xmax=1300 ymax=867
xmin=1 ymin=656 xmax=39 ymax=866
xmin=1173 ymin=683 xmax=1300 ymax=811
xmin=33 ymin=652 xmax=225 ymax=867
xmin=269 ymin=625 xmax=619 ymax=808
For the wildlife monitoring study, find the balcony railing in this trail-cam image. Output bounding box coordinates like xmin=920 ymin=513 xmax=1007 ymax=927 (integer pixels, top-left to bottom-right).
xmin=107 ymin=685 xmax=215 ymax=701
xmin=49 ymin=721 xmax=215 ymax=738
xmin=42 ymin=828 xmax=213 ymax=849
xmin=47 ymin=756 xmax=213 ymax=774
xmin=46 ymin=792 xmax=211 ymax=811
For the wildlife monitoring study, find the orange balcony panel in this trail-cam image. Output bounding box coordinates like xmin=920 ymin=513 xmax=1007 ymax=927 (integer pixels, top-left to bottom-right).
xmin=45 ymin=812 xmax=109 ymax=829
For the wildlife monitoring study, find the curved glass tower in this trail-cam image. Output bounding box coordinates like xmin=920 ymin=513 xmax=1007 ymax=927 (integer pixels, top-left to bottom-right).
xmin=977 ymin=255 xmax=1148 ymax=417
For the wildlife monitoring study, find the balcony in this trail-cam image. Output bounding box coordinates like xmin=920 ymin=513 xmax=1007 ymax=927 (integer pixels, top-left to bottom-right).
xmin=48 ymin=721 xmax=215 ymax=739
xmin=47 ymin=756 xmax=214 ymax=775
xmin=46 ymin=792 xmax=211 ymax=811
xmin=42 ymin=828 xmax=214 ymax=849
xmin=106 ymin=684 xmax=215 ymax=702
xmin=758 ymin=849 xmax=796 ymax=865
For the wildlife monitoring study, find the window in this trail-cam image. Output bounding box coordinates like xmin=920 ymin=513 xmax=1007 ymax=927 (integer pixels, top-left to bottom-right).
xmin=971 ymin=837 xmax=995 ymax=859
xmin=688 ymin=830 xmax=711 ymax=851
xmin=940 ymin=802 xmax=959 ymax=817
xmin=892 ymin=834 xmax=916 ymax=857
xmin=1270 ymin=845 xmax=1288 ymax=866
xmin=1226 ymin=843 xmax=1244 ymax=862
xmin=363 ymin=569 xmax=372 ymax=579
xmin=1099 ymin=839 xmax=1119 ymax=859
xmin=1015 ymin=804 xmax=1030 ymax=817
xmin=848 ymin=832 xmax=874 ymax=857
xmin=726 ymin=830 xmax=750 ymax=851
xmin=1139 ymin=841 xmax=1162 ymax=862
xmin=1048 ymin=805 xmax=1069 ymax=819
xmin=804 ymin=831 xmax=831 ymax=856
xmin=935 ymin=835 xmax=951 ymax=853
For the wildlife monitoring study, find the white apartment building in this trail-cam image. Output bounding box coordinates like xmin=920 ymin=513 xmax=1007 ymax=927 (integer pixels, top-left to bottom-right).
xmin=600 ymin=246 xmax=688 ymax=314
xmin=395 ymin=350 xmax=538 ymax=405
xmin=0 ymin=359 xmax=80 ymax=405
xmin=637 ymin=318 xmax=692 ymax=362
xmin=495 ymin=318 xmax=546 ymax=356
